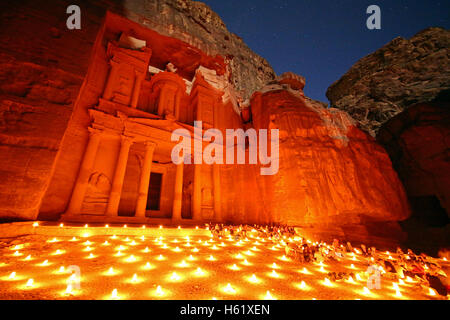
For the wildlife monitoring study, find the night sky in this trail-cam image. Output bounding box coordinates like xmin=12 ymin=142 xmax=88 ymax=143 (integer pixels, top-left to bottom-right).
xmin=202 ymin=0 xmax=450 ymax=103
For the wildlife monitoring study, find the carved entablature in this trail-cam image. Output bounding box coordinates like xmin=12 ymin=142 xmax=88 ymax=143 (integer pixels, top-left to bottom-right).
xmin=89 ymin=109 xmax=125 ymax=138
xmin=88 ymin=109 xmax=179 ymax=147
xmin=103 ymin=41 xmax=152 ymax=108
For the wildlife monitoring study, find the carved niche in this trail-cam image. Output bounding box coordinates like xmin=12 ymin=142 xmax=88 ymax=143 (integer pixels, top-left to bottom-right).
xmin=102 ymin=41 xmax=152 ymax=108
xmin=148 ymin=71 xmax=186 ymax=120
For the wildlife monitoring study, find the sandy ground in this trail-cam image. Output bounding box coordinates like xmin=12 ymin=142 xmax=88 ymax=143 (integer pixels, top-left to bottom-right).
xmin=0 ymin=229 xmax=448 ymax=300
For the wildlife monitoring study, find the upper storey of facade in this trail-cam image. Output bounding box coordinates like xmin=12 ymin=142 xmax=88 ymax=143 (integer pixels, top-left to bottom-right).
xmin=92 ymin=12 xmax=245 ymax=134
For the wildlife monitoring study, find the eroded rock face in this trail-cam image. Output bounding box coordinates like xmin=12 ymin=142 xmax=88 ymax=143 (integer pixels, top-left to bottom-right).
xmin=0 ymin=0 xmax=274 ymax=220
xmin=252 ymin=82 xmax=410 ymax=228
xmin=327 ymin=27 xmax=450 ymax=137
xmin=0 ymin=0 xmax=412 ymax=245
xmin=120 ymin=0 xmax=276 ymax=98
xmin=377 ymin=93 xmax=450 ymax=219
xmin=377 ymin=93 xmax=450 ymax=251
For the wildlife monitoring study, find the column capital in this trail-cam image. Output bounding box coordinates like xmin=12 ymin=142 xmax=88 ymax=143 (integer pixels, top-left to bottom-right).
xmin=87 ymin=127 xmax=104 ymax=138
xmin=106 ymin=135 xmax=133 ymax=216
xmin=144 ymin=140 xmax=157 ymax=148
xmin=120 ymin=135 xmax=134 ymax=146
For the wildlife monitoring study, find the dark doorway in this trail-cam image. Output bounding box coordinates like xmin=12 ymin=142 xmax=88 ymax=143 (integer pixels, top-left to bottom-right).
xmin=147 ymin=172 xmax=162 ymax=211
xmin=399 ymin=195 xmax=449 ymax=256
xmin=409 ymin=195 xmax=448 ymax=227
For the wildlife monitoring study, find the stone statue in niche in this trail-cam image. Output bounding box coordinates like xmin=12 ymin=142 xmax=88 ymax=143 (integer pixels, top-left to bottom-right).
xmin=82 ymin=172 xmax=112 ymax=213
xmin=86 ymin=172 xmax=111 ymax=198
xmin=148 ymin=68 xmax=185 ymax=120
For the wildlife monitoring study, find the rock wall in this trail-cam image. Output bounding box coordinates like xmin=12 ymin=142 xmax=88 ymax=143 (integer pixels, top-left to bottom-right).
xmin=0 ymin=0 xmax=99 ymax=220
xmin=245 ymin=76 xmax=411 ymax=244
xmin=377 ymin=92 xmax=450 ymax=218
xmin=327 ymin=27 xmax=450 ymax=137
xmin=120 ymin=0 xmax=276 ymax=98
xmin=326 ymin=27 xmax=449 ymax=247
xmin=0 ymin=0 xmax=412 ymax=247
xmin=0 ymin=0 xmax=274 ymax=220
xmin=377 ymin=95 xmax=450 ymax=251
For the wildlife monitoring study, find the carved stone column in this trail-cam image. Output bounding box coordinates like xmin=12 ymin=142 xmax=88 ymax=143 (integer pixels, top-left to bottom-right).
xmin=66 ymin=128 xmax=102 ymax=215
xmin=213 ymin=163 xmax=222 ymax=221
xmin=130 ymin=71 xmax=145 ymax=109
xmin=192 ymin=162 xmax=202 ymax=221
xmin=174 ymin=90 xmax=182 ymax=120
xmin=157 ymin=86 xmax=167 ymax=116
xmin=106 ymin=136 xmax=133 ymax=216
xmin=172 ymin=162 xmax=184 ymax=221
xmin=135 ymin=141 xmax=156 ymax=217
xmin=103 ymin=60 xmax=120 ymax=101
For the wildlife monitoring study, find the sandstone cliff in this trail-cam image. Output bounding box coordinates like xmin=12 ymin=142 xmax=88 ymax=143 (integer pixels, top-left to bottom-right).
xmin=0 ymin=0 xmax=274 ymax=220
xmin=0 ymin=0 xmax=412 ymax=244
xmin=377 ymin=92 xmax=450 ymax=251
xmin=218 ymin=74 xmax=411 ymax=245
xmin=377 ymin=91 xmax=450 ymax=218
xmin=327 ymin=27 xmax=450 ymax=136
xmin=120 ymin=0 xmax=276 ymax=99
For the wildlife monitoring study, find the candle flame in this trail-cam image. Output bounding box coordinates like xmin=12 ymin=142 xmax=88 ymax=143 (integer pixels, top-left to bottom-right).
xmin=65 ymin=284 xmax=73 ymax=295
xmin=264 ymin=290 xmax=276 ymax=300
xmin=223 ymin=283 xmax=236 ymax=294
xmin=155 ymin=285 xmax=165 ymax=296
xmin=170 ymin=272 xmax=181 ymax=281
xmin=26 ymin=278 xmax=34 ymax=287
xmin=299 ymin=281 xmax=307 ymax=289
